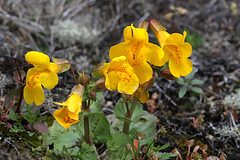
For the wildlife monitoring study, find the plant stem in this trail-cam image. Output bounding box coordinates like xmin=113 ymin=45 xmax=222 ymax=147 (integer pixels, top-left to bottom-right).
xmin=13 ymin=58 xmax=24 ymax=114
xmin=15 ymin=85 xmax=24 ymax=114
xmin=70 ymin=65 xmax=78 ymax=85
xmin=123 ymin=97 xmax=138 ymax=134
xmin=129 ymin=97 xmax=138 ymax=117
xmin=83 ymin=100 xmax=90 ymax=144
xmin=123 ymin=102 xmax=131 ymax=134
xmin=13 ymin=58 xmax=23 ymax=82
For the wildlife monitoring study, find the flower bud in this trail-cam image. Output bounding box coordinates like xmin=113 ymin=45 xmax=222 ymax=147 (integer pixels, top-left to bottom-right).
xmin=170 ymin=6 xmax=176 ymax=10
xmin=149 ymin=19 xmax=170 ymax=47
xmin=91 ymin=61 xmax=105 ymax=79
xmin=164 ymin=12 xmax=174 ymax=21
xmin=78 ymin=72 xmax=90 ymax=86
xmin=160 ymin=69 xmax=177 ymax=80
xmin=149 ymin=19 xmax=166 ymax=35
xmin=138 ymin=20 xmax=149 ymax=31
xmin=88 ymin=91 xmax=96 ymax=100
xmin=176 ymin=7 xmax=187 ymax=15
xmin=52 ymin=57 xmax=70 ymax=73
xmin=93 ymin=78 xmax=106 ymax=92
xmin=71 ymin=84 xmax=84 ymax=97
xmin=141 ymin=76 xmax=155 ymax=93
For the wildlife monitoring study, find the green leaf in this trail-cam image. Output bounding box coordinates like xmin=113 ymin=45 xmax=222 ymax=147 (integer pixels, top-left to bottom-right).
xmin=177 ymin=77 xmax=185 ymax=85
xmin=9 ymin=110 xmax=18 ymax=121
xmin=106 ymin=114 xmax=121 ymax=133
xmin=54 ymin=131 xmax=79 ymax=152
xmin=93 ymin=114 xmax=111 ymax=143
xmin=155 ymin=152 xmax=178 ymax=159
xmin=115 ymin=116 xmax=132 ymax=123
xmin=130 ymin=111 xmax=157 ymax=146
xmin=106 ymin=132 xmax=132 ymax=159
xmin=190 ymin=79 xmax=204 ymax=85
xmin=114 ymin=98 xmax=143 ymax=123
xmin=191 ymin=87 xmax=203 ymax=94
xmin=234 ymin=88 xmax=240 ymax=93
xmin=186 ymin=67 xmax=195 ymax=80
xmin=178 ymin=86 xmax=188 ymax=98
xmin=157 ymin=143 xmax=170 ymax=151
xmin=90 ymin=98 xmax=103 ymax=113
xmin=48 ymin=120 xmax=66 ymax=141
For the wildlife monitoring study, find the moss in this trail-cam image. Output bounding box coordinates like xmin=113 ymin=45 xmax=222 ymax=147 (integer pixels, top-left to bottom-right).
xmin=169 ymin=135 xmax=190 ymax=153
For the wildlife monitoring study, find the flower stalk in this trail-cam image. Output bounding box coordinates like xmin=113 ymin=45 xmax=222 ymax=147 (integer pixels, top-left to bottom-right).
xmin=71 ymin=65 xmax=78 ymax=85
xmin=123 ymin=97 xmax=138 ymax=134
xmin=83 ymin=100 xmax=90 ymax=144
xmin=13 ymin=58 xmax=24 ymax=114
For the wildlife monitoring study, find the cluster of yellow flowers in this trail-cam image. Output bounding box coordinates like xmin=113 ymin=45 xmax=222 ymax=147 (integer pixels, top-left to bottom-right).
xmin=23 ymin=51 xmax=83 ymax=129
xmin=101 ymin=19 xmax=193 ymax=100
xmin=23 ymin=19 xmax=193 ymax=129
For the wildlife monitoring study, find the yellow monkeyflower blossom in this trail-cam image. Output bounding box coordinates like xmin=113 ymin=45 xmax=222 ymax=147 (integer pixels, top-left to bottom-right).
xmin=53 ymin=106 xmax=80 ymax=129
xmin=56 ymin=94 xmax=82 ymax=114
xmin=101 ymin=56 xmax=139 ymax=95
xmin=23 ymin=51 xmax=59 ymax=105
xmin=109 ymin=24 xmax=164 ymax=84
xmin=149 ymin=19 xmax=193 ymax=78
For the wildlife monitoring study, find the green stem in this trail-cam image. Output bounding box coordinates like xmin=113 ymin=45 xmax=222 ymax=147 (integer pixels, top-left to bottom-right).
xmin=83 ymin=100 xmax=90 ymax=144
xmin=130 ymin=97 xmax=138 ymax=117
xmin=123 ymin=97 xmax=138 ymax=134
xmin=123 ymin=102 xmax=131 ymax=134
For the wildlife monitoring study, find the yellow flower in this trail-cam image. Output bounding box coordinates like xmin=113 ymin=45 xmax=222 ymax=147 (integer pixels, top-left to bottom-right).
xmin=53 ymin=106 xmax=80 ymax=129
xmin=56 ymin=94 xmax=82 ymax=114
xmin=109 ymin=24 xmax=164 ymax=84
xmin=149 ymin=19 xmax=193 ymax=77
xmin=158 ymin=31 xmax=193 ymax=77
xmin=23 ymin=51 xmax=59 ymax=105
xmin=101 ymin=56 xmax=139 ymax=95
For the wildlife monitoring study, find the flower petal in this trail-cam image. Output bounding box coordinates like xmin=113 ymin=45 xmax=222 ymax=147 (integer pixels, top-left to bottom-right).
xmin=169 ymin=59 xmax=193 ymax=77
xmin=143 ymin=43 xmax=164 ymax=66
xmin=138 ymin=91 xmax=149 ymax=103
xmin=40 ymin=71 xmax=58 ymax=89
xmin=180 ymin=43 xmax=192 ymax=58
xmin=49 ymin=62 xmax=59 ymax=73
xmin=132 ymin=61 xmax=153 ymax=84
xmin=25 ymin=51 xmax=50 ymax=68
xmin=102 ymin=56 xmax=139 ymax=94
xmin=53 ymin=106 xmax=80 ymax=129
xmin=23 ymin=83 xmax=45 ymax=105
xmin=156 ymin=30 xmax=170 ymax=47
xmin=117 ymin=70 xmax=139 ymax=95
xmin=124 ymin=25 xmax=148 ymax=42
xmin=67 ymin=94 xmax=82 ymax=114
xmin=109 ymin=42 xmax=129 ymax=60
xmin=105 ymin=72 xmax=119 ymax=91
xmin=165 ymin=32 xmax=186 ymax=46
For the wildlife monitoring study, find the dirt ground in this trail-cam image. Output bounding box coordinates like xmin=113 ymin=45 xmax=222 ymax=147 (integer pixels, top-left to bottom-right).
xmin=0 ymin=0 xmax=240 ymax=159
